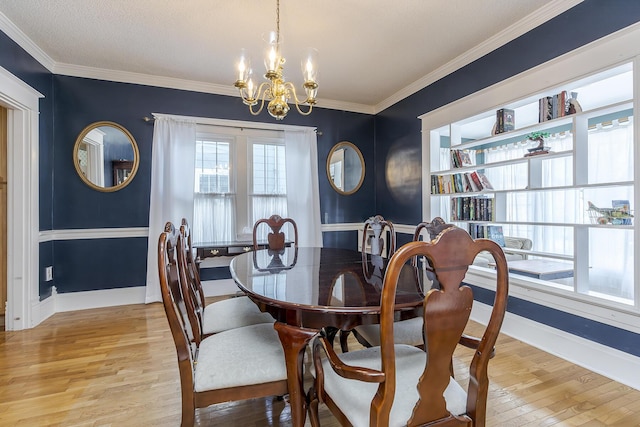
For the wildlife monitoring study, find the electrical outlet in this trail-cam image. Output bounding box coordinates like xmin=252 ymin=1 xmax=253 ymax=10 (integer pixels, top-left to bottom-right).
xmin=45 ymin=266 xmax=53 ymax=281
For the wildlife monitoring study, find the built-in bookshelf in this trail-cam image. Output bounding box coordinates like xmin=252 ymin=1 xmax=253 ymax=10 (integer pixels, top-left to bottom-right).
xmin=421 ymin=57 xmax=638 ymax=311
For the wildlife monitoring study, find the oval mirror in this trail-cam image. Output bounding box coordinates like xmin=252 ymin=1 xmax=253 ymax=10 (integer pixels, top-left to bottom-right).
xmin=326 ymin=141 xmax=364 ymax=195
xmin=73 ymin=121 xmax=140 ymax=192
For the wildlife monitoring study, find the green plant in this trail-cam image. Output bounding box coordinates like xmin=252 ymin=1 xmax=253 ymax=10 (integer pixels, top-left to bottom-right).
xmin=525 ymin=131 xmax=550 ymax=141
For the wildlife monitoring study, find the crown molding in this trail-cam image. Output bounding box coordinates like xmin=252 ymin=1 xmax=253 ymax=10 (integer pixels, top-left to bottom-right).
xmin=374 ymin=0 xmax=584 ymax=113
xmin=54 ymin=62 xmax=238 ymax=96
xmin=314 ymin=98 xmax=375 ymax=115
xmin=1 ymin=1 xmax=582 ymax=116
xmin=0 ymin=12 xmax=55 ymax=72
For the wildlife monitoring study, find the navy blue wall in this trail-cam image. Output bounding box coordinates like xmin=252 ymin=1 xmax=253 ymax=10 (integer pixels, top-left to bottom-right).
xmin=50 ymin=76 xmax=375 ymax=293
xmin=375 ymin=0 xmax=640 ymax=225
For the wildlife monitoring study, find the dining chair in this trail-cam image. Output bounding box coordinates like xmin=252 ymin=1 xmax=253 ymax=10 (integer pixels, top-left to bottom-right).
xmin=308 ymin=226 xmax=509 ymax=427
xmin=340 ymin=215 xmax=396 ymax=352
xmin=361 ymin=214 xmax=396 ymax=261
xmin=158 ymin=222 xmax=288 ymax=427
xmin=179 ymin=219 xmax=274 ymax=342
xmin=252 ymin=214 xmax=299 ymax=251
xmin=352 ymin=216 xmax=444 ymax=351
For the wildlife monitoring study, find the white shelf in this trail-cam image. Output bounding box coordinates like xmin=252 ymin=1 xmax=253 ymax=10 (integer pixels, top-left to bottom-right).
xmin=424 ymin=59 xmax=637 ymax=309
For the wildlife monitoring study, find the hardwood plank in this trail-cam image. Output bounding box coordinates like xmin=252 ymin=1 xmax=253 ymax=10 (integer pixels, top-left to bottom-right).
xmin=0 ymin=302 xmax=639 ymax=426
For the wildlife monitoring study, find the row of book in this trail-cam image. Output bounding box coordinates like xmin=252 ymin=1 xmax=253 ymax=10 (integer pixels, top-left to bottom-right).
xmin=450 ymin=149 xmax=475 ymax=168
xmin=451 ymin=196 xmax=495 ymax=222
xmin=468 ymin=223 xmax=506 ymax=247
xmin=431 ymin=170 xmax=494 ymax=194
xmin=538 ymin=90 xmax=578 ymax=122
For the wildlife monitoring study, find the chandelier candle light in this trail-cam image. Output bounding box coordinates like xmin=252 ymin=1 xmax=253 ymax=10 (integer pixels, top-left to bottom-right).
xmin=234 ymin=0 xmax=318 ymax=120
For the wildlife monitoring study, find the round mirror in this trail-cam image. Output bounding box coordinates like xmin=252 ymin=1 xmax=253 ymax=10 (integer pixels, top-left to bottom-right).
xmin=326 ymin=141 xmax=364 ymax=195
xmin=73 ymin=121 xmax=140 ymax=192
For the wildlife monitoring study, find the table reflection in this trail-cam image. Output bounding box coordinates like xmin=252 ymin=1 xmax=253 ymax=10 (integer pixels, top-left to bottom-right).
xmin=233 ymin=247 xmax=428 ymax=309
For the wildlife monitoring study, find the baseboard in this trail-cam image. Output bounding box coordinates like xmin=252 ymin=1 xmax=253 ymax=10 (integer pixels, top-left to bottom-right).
xmin=29 ymin=287 xmax=57 ymax=329
xmin=471 ymin=302 xmax=640 ymax=391
xmin=54 ymin=286 xmax=147 ymax=313
xmin=31 ymin=281 xmax=235 ymax=326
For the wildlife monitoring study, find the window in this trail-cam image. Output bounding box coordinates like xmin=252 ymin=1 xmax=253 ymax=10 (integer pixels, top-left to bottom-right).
xmin=195 ymin=140 xmax=230 ymax=193
xmin=250 ymin=141 xmax=287 ymax=236
xmin=193 ymin=137 xmax=236 ymax=243
xmin=192 ymin=127 xmax=287 ymax=243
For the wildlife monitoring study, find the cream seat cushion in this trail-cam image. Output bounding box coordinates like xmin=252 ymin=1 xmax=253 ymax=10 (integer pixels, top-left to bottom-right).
xmin=318 ymin=344 xmax=467 ymax=427
xmin=203 ymin=295 xmax=275 ymax=334
xmin=195 ymin=323 xmax=287 ymax=392
xmin=354 ymin=317 xmax=424 ymax=347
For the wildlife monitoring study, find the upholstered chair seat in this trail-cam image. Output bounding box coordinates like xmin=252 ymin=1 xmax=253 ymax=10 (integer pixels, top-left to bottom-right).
xmin=316 ymin=344 xmax=467 ymax=427
xmin=195 ymin=323 xmax=287 ymax=392
xmin=351 ymin=317 xmax=424 ymax=347
xmin=202 ymin=295 xmax=274 ymax=335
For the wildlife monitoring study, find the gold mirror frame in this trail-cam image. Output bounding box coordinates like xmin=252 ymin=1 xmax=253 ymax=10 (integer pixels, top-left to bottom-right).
xmin=73 ymin=121 xmax=140 ymax=192
xmin=326 ymin=141 xmax=365 ymax=195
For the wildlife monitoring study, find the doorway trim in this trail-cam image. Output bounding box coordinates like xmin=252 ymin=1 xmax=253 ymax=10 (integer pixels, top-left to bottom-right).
xmin=0 ymin=65 xmax=42 ymax=330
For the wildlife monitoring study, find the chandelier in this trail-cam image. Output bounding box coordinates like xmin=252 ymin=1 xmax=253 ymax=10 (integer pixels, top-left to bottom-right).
xmin=233 ymin=0 xmax=318 ymax=120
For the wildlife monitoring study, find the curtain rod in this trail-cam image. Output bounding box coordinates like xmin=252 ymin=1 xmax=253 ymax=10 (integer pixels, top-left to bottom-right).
xmin=142 ymin=115 xmax=322 ymax=135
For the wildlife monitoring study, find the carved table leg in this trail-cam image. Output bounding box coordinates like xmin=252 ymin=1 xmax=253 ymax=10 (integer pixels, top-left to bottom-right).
xmin=274 ymin=321 xmax=318 ymax=427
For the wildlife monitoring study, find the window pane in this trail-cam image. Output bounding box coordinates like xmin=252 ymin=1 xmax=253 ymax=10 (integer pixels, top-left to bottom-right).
xmin=253 ymin=143 xmax=286 ymax=194
xmin=586 ymin=227 xmax=633 ymax=304
xmin=195 ymin=140 xmax=231 ymax=193
xmin=251 ymin=142 xmax=287 ymax=240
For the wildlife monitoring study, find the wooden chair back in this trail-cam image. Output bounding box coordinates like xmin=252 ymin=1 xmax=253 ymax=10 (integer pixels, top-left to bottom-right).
xmin=157 ymin=223 xmax=200 ymax=417
xmin=413 ymin=216 xmax=453 ymax=242
xmin=362 ymin=215 xmax=396 ymax=258
xmin=311 ymin=226 xmax=509 ymax=427
xmin=361 ymin=215 xmax=396 ymax=283
xmin=178 ymin=218 xmax=206 ymax=344
xmin=412 ymin=217 xmax=454 ymax=288
xmin=252 ymin=214 xmax=299 ymax=251
xmin=382 ymin=227 xmax=507 ymax=426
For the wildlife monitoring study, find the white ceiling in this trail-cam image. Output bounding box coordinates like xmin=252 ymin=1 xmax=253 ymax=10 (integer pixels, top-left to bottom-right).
xmin=0 ymin=0 xmax=582 ymax=114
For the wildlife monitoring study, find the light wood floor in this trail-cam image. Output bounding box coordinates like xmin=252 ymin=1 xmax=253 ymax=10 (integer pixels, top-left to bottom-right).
xmin=1 ymin=301 xmax=639 ymax=426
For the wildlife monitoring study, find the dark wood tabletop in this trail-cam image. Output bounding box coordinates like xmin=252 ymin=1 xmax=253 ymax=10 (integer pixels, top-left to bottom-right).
xmin=229 ymin=246 xmax=426 ymax=427
xmin=230 ymin=247 xmax=425 ymax=329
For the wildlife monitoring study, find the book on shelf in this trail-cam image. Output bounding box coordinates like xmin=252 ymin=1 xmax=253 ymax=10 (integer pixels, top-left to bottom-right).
xmin=451 ymin=196 xmax=495 ymax=221
xmin=477 ymin=171 xmax=494 ymax=190
xmin=539 ymin=90 xmax=573 ymax=122
xmin=612 ymin=199 xmax=632 ymax=225
xmin=495 ymin=108 xmax=515 ymax=134
xmin=450 ymin=149 xmax=474 ymax=168
xmin=486 ymin=225 xmax=506 ymax=247
xmin=431 ymin=171 xmax=494 ymax=194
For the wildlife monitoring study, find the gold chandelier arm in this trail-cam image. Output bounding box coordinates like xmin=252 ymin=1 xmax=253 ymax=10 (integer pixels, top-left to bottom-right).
xmin=283 ymin=82 xmax=315 ymax=116
xmin=246 ymin=81 xmax=272 ymax=116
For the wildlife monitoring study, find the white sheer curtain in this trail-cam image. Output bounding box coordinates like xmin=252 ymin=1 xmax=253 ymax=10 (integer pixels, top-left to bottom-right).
xmin=193 ymin=193 xmax=236 ymax=243
xmin=145 ymin=116 xmax=197 ymax=303
xmin=586 ymin=121 xmax=634 ymax=299
xmin=484 ymin=134 xmax=575 ymax=256
xmin=284 ymin=129 xmax=323 ymax=247
xmin=483 ymin=123 xmax=634 ymax=300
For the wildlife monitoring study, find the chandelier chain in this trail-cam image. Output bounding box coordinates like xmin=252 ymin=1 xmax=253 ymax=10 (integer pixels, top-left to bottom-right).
xmin=276 ymin=0 xmax=280 ymax=45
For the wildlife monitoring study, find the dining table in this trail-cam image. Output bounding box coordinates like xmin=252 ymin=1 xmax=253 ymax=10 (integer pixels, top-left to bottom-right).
xmin=229 ymin=246 xmax=427 ymax=427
